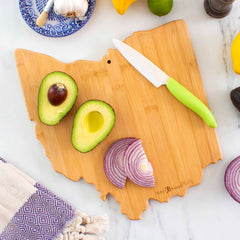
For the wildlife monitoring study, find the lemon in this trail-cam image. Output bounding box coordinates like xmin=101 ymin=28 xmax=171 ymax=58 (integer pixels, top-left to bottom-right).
xmin=148 ymin=0 xmax=173 ymax=16
xmin=112 ymin=0 xmax=138 ymax=15
xmin=231 ymin=32 xmax=240 ymax=74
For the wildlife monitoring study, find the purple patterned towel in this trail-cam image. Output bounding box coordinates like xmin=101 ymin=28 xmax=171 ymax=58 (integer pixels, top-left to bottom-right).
xmin=0 ymin=157 xmax=108 ymax=240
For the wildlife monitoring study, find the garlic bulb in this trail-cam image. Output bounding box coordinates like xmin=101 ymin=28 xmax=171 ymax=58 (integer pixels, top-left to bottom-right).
xmin=54 ymin=0 xmax=89 ymax=20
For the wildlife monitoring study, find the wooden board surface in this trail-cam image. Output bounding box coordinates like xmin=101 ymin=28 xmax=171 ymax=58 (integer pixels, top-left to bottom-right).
xmin=15 ymin=20 xmax=222 ymax=220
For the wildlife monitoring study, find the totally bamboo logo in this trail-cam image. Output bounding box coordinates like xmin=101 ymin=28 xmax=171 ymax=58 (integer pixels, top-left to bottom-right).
xmin=156 ymin=180 xmax=192 ymax=194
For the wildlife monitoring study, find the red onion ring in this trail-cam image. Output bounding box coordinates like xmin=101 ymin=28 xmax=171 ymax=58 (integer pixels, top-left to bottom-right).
xmin=104 ymin=138 xmax=136 ymax=189
xmin=224 ymin=155 xmax=240 ymax=203
xmin=123 ymin=139 xmax=155 ymax=188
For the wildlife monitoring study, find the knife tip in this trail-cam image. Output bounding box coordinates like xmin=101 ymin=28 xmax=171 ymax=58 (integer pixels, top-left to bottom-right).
xmin=112 ymin=38 xmax=120 ymax=46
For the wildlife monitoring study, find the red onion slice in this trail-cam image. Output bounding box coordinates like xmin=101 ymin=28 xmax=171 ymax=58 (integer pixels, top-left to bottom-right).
xmin=104 ymin=138 xmax=136 ymax=189
xmin=224 ymin=155 xmax=240 ymax=203
xmin=123 ymin=139 xmax=155 ymax=188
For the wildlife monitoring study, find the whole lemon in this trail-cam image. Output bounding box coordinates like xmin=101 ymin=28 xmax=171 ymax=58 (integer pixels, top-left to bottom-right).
xmin=231 ymin=32 xmax=240 ymax=74
xmin=148 ymin=0 xmax=173 ymax=16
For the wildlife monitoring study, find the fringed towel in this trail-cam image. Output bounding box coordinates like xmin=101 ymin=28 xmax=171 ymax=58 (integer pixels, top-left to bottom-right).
xmin=0 ymin=157 xmax=108 ymax=240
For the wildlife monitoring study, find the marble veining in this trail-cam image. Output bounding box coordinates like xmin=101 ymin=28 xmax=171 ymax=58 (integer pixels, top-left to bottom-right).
xmin=219 ymin=6 xmax=240 ymax=131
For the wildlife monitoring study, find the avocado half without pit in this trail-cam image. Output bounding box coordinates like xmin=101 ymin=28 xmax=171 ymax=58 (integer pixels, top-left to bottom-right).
xmin=38 ymin=71 xmax=78 ymax=125
xmin=72 ymin=100 xmax=115 ymax=153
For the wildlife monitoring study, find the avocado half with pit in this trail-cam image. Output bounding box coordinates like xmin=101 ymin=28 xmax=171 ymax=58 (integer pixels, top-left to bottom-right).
xmin=38 ymin=71 xmax=78 ymax=125
xmin=72 ymin=100 xmax=115 ymax=153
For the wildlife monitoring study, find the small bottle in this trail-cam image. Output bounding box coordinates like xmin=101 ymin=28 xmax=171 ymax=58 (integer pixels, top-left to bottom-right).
xmin=204 ymin=0 xmax=235 ymax=18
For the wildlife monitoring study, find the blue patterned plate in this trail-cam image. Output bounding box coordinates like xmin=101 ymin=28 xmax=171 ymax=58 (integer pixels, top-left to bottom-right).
xmin=19 ymin=0 xmax=96 ymax=38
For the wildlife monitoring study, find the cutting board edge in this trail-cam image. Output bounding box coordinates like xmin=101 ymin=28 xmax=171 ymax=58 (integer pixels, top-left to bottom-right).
xmin=15 ymin=20 xmax=223 ymax=220
xmin=51 ymin=154 xmax=222 ymax=220
xmin=117 ymin=155 xmax=222 ymax=220
xmin=124 ymin=19 xmax=187 ymax=41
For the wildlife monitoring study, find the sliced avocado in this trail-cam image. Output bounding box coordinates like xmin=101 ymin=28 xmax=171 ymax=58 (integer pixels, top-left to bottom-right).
xmin=72 ymin=100 xmax=115 ymax=153
xmin=38 ymin=71 xmax=78 ymax=125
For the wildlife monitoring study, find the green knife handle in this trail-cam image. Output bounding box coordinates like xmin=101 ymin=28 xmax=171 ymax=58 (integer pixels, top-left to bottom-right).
xmin=166 ymin=77 xmax=217 ymax=128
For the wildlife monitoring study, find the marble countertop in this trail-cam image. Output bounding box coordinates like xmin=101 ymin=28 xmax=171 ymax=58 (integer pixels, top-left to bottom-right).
xmin=1 ymin=0 xmax=240 ymax=239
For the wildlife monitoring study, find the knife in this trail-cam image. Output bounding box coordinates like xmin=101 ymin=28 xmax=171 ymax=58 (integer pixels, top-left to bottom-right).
xmin=112 ymin=39 xmax=217 ymax=128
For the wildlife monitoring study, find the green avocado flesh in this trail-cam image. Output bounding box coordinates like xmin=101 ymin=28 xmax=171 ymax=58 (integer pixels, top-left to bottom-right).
xmin=38 ymin=71 xmax=78 ymax=125
xmin=72 ymin=100 xmax=115 ymax=153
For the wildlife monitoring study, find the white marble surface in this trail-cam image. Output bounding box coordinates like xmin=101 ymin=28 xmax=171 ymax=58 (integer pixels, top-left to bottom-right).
xmin=1 ymin=0 xmax=240 ymax=239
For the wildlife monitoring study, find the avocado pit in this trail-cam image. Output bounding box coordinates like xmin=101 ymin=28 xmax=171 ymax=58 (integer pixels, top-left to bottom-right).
xmin=48 ymin=83 xmax=68 ymax=106
xmin=38 ymin=71 xmax=78 ymax=126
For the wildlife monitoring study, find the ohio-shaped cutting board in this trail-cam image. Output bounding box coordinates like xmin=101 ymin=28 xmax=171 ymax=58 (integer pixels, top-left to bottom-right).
xmin=15 ymin=20 xmax=222 ymax=220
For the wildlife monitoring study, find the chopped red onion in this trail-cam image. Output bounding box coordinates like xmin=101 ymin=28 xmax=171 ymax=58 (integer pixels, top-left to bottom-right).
xmin=123 ymin=139 xmax=155 ymax=188
xmin=224 ymin=155 xmax=240 ymax=203
xmin=104 ymin=138 xmax=136 ymax=189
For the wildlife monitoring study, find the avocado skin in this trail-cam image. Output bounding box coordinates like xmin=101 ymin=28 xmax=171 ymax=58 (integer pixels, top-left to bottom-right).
xmin=71 ymin=100 xmax=116 ymax=153
xmin=38 ymin=71 xmax=78 ymax=126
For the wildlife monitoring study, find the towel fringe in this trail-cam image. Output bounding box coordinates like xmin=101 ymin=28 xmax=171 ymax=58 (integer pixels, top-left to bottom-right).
xmin=56 ymin=211 xmax=108 ymax=240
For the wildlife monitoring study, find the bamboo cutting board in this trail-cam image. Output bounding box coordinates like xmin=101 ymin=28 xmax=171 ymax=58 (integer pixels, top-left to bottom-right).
xmin=15 ymin=20 xmax=222 ymax=220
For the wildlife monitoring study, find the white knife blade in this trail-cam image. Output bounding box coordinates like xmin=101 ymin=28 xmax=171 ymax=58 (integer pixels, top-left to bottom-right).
xmin=112 ymin=39 xmax=169 ymax=87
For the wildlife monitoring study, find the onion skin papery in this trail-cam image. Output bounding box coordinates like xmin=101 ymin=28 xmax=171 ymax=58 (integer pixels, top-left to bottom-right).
xmin=104 ymin=138 xmax=136 ymax=189
xmin=123 ymin=139 xmax=155 ymax=188
xmin=224 ymin=155 xmax=240 ymax=203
